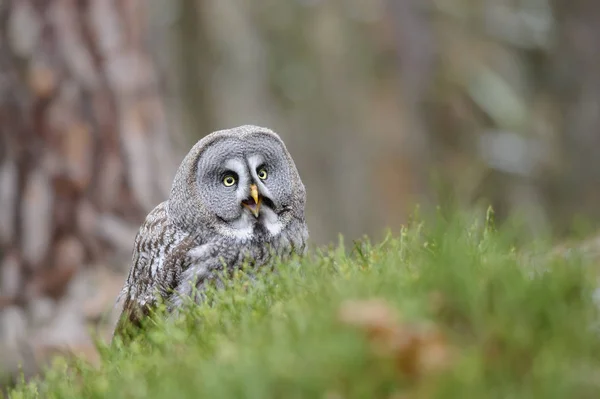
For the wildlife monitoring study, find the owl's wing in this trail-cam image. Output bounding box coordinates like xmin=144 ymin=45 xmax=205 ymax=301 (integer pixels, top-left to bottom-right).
xmin=112 ymin=201 xmax=194 ymax=341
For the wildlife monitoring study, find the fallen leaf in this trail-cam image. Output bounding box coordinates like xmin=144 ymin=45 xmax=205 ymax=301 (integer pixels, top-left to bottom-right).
xmin=338 ymin=299 xmax=454 ymax=381
xmin=338 ymin=298 xmax=400 ymax=340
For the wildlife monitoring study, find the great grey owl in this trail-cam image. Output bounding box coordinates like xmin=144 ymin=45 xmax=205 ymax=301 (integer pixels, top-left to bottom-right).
xmin=112 ymin=125 xmax=308 ymax=339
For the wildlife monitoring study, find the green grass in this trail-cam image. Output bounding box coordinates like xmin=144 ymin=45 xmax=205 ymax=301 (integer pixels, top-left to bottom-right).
xmin=7 ymin=210 xmax=600 ymax=398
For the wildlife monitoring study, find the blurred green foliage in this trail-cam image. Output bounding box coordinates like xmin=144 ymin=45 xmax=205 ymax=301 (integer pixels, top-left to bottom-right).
xmin=8 ymin=210 xmax=600 ymax=398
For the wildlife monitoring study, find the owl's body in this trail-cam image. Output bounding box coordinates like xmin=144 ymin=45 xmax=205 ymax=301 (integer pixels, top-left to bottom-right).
xmin=113 ymin=125 xmax=308 ymax=339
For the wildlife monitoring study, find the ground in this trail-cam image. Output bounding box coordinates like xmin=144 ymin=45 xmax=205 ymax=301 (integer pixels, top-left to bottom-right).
xmin=5 ymin=209 xmax=600 ymax=399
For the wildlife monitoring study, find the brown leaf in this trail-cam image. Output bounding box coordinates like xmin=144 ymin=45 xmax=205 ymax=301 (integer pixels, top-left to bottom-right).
xmin=413 ymin=329 xmax=453 ymax=376
xmin=338 ymin=299 xmax=453 ymax=381
xmin=338 ymin=298 xmax=400 ymax=339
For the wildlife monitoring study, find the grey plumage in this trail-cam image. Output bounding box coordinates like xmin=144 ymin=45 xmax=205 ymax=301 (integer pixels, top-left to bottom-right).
xmin=113 ymin=125 xmax=308 ymax=339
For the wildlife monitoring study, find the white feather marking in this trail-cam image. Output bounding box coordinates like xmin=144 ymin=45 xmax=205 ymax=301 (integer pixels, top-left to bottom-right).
xmin=261 ymin=207 xmax=284 ymax=237
xmin=217 ymin=212 xmax=254 ymax=240
xmin=247 ymin=154 xmax=264 ymax=171
xmin=247 ymin=154 xmax=276 ymax=200
xmin=224 ymin=158 xmax=252 ymax=203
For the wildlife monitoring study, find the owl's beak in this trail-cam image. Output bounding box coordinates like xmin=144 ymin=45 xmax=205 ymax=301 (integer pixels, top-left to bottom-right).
xmin=242 ymin=184 xmax=262 ymax=217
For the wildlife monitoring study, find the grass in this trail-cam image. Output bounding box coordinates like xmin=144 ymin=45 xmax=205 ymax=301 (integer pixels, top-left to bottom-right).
xmin=7 ymin=209 xmax=600 ymax=398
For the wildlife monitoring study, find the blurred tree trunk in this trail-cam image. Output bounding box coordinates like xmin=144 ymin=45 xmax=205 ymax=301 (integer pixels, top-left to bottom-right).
xmin=551 ymin=0 xmax=600 ymax=227
xmin=175 ymin=0 xmax=215 ymax=142
xmin=0 ymin=0 xmax=175 ymax=309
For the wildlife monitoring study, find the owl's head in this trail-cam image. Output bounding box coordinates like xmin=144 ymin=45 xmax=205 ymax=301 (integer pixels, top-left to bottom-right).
xmin=167 ymin=125 xmax=306 ymax=240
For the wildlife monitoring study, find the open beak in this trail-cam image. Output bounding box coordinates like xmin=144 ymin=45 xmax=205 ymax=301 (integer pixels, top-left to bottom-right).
xmin=242 ymin=184 xmax=262 ymax=217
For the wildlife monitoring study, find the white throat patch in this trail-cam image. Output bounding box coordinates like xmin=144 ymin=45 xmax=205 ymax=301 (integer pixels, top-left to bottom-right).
xmin=218 ymin=206 xmax=283 ymax=240
xmin=261 ymin=207 xmax=283 ymax=237
xmin=217 ymin=212 xmax=254 ymax=240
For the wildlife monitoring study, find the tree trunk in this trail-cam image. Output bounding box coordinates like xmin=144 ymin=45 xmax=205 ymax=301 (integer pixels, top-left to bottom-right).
xmin=0 ymin=0 xmax=176 ymax=384
xmin=551 ymin=0 xmax=600 ymax=226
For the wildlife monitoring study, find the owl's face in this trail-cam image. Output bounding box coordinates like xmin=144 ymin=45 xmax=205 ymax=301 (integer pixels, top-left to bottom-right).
xmin=194 ymin=132 xmax=302 ymax=239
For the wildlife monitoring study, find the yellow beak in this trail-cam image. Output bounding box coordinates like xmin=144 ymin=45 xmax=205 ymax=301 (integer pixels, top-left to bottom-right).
xmin=243 ymin=184 xmax=261 ymax=217
xmin=250 ymin=184 xmax=259 ymax=205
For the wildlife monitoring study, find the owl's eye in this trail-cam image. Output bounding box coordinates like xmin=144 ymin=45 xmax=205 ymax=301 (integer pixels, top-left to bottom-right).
xmin=257 ymin=167 xmax=268 ymax=180
xmin=223 ymin=175 xmax=236 ymax=187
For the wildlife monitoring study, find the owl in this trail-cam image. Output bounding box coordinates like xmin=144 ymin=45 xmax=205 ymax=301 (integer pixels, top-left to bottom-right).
xmin=112 ymin=125 xmax=308 ymax=340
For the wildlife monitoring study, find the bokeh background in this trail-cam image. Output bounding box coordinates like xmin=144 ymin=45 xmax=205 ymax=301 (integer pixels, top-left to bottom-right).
xmin=1 ymin=0 xmax=600 ymax=385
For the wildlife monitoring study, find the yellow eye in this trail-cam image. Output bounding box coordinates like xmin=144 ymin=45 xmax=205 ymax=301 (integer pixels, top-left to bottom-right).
xmin=257 ymin=168 xmax=268 ymax=180
xmin=223 ymin=175 xmax=236 ymax=187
